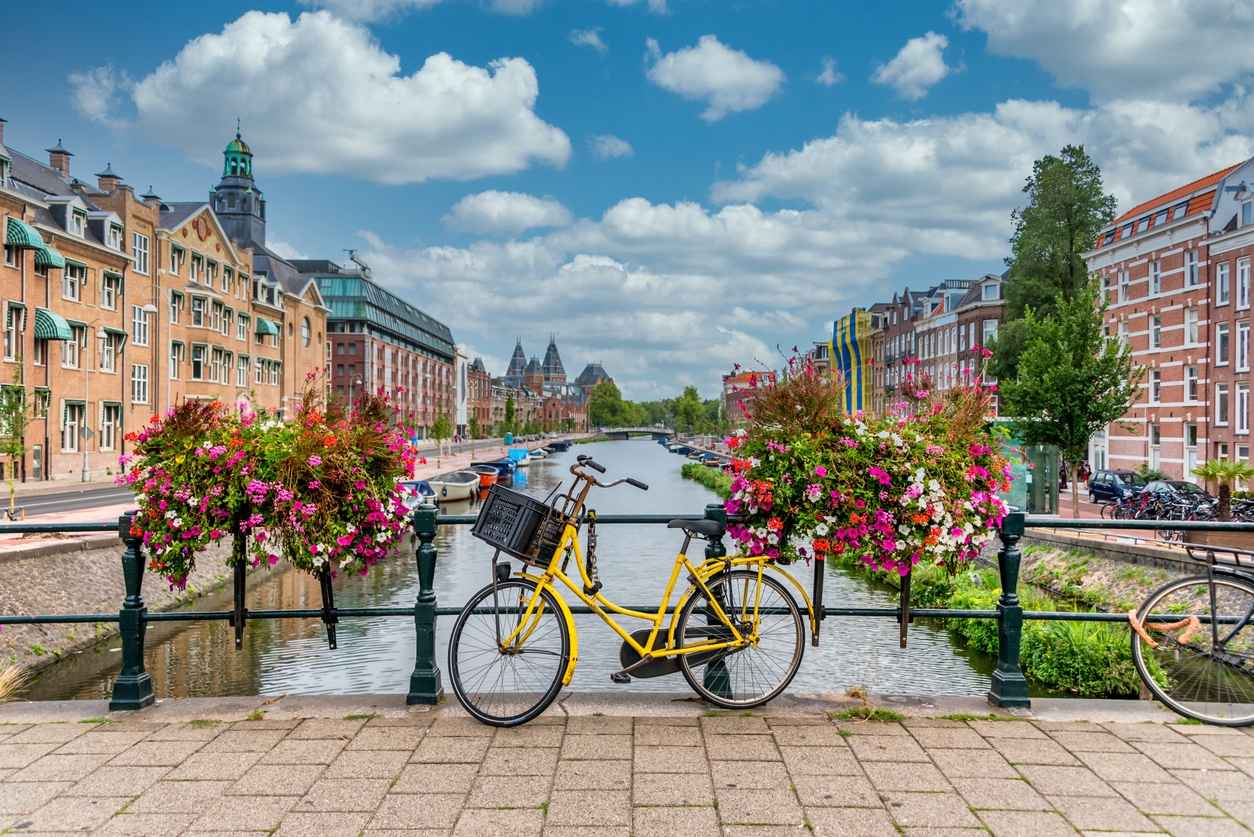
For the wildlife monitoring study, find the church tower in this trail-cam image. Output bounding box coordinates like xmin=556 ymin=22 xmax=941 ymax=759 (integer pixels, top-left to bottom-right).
xmin=212 ymin=131 xmax=267 ymax=248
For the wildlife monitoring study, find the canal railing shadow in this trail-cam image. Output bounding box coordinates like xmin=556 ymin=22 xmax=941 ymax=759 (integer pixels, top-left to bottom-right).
xmin=2 ymin=509 xmax=1252 ymax=711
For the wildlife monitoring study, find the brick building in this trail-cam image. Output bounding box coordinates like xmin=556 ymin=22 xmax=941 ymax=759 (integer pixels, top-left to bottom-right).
xmin=467 ymin=357 xmax=491 ymax=434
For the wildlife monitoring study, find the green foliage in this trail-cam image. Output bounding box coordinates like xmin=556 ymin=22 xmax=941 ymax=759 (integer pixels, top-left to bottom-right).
xmin=1019 ymin=620 xmax=1141 ymax=698
xmin=430 ymin=413 xmax=453 ymax=442
xmin=0 ymin=363 xmax=31 ymax=504
xmin=1192 ymin=459 xmax=1254 ymax=521
xmin=587 ymin=380 xmax=634 ymax=427
xmin=1136 ymin=463 xmax=1167 ymax=482
xmin=831 ymin=707 xmax=905 ymax=722
xmin=467 ymin=412 xmax=480 ymax=439
xmin=504 ymin=393 xmax=516 ymax=431
xmin=947 ymin=578 xmax=1002 ymax=654
xmin=681 ymin=461 xmax=732 ymax=498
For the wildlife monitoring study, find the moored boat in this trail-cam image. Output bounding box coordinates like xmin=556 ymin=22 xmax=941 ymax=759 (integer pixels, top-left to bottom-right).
xmin=470 ymin=466 xmax=500 ymax=490
xmin=428 ymin=471 xmax=480 ymax=501
xmin=508 ymin=448 xmax=531 ymax=467
xmin=472 ymin=460 xmax=514 ymax=478
xmin=400 ymin=479 xmax=439 ymax=507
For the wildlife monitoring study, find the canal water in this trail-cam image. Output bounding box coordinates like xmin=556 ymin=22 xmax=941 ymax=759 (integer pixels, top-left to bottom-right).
xmin=27 ymin=438 xmax=1006 ymax=701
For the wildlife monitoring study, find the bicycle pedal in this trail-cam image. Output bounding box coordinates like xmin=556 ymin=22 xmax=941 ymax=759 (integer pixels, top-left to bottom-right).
xmin=610 ymin=672 xmax=632 ymax=684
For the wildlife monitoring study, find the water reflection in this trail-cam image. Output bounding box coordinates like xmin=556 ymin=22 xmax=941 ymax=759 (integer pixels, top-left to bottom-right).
xmin=28 ymin=438 xmax=1011 ymax=700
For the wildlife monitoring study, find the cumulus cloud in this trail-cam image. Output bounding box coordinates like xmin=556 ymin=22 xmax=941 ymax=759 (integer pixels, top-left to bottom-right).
xmin=646 ymin=35 xmax=785 ymax=121
xmin=815 ymin=56 xmax=845 ymax=87
xmin=444 ymin=191 xmax=574 ymax=235
xmin=68 ymin=64 xmax=131 ymax=125
xmin=872 ymin=31 xmax=954 ymax=100
xmin=957 ymin=0 xmax=1254 ymax=102
xmin=299 ymin=0 xmax=442 ymax=21
xmin=267 ymin=237 xmax=310 ymax=260
xmin=569 ymin=27 xmax=608 ymax=54
xmin=608 ymin=0 xmax=669 ymax=14
xmin=75 ymin=11 xmax=570 ymax=184
xmin=589 ymin=134 xmax=634 ymax=159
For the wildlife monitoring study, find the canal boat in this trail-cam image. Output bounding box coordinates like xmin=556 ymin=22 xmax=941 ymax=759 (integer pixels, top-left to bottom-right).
xmin=470 ymin=466 xmax=500 ymax=490
xmin=673 ymin=445 xmax=693 ymax=455
xmin=547 ymin=439 xmax=572 ymax=451
xmin=472 ymin=460 xmax=514 ymax=478
xmin=428 ymin=471 xmax=480 ymax=501
xmin=529 ymin=448 xmax=547 ymax=460
xmin=508 ymin=448 xmax=531 ymax=468
xmin=400 ymin=479 xmax=439 ymax=508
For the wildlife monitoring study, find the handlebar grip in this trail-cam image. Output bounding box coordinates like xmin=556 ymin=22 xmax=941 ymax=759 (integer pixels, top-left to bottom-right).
xmin=577 ymin=454 xmax=590 ymax=463
xmin=626 ymin=478 xmax=649 ymax=491
xmin=585 ymin=459 xmax=606 ymax=473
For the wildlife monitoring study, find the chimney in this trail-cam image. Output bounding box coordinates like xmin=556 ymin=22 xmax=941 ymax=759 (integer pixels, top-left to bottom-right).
xmin=95 ymin=163 xmax=122 ymax=193
xmin=46 ymin=139 xmax=73 ymax=177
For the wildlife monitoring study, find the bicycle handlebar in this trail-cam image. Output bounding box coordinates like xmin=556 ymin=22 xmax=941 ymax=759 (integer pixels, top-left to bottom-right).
xmin=570 ymin=458 xmax=647 ymax=490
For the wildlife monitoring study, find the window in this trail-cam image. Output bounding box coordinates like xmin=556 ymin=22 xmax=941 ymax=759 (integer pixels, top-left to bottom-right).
xmin=1120 ymin=223 xmax=1133 ymax=239
xmin=270 ymin=361 xmax=280 ymax=386
xmin=3 ymin=304 xmax=19 ymax=360
xmin=100 ymin=404 xmax=121 ymax=451
xmin=62 ymin=402 xmax=84 ymax=452
xmin=1239 ymin=383 xmax=1251 ymax=435
xmin=191 ymin=297 xmax=205 ymax=327
xmin=349 ymin=344 xmax=356 ymax=355
xmin=63 ymin=264 xmax=83 ymax=301
xmin=1117 ymin=321 xmax=1130 ymax=346
xmin=1150 ymin=422 xmax=1162 ymax=470
xmin=1218 ymin=322 xmax=1230 ymax=365
xmin=982 ymin=284 xmax=998 ymax=301
xmin=1150 ymin=370 xmax=1162 ymax=404
xmin=100 ymin=273 xmax=120 ymax=310
xmin=3 ymin=245 xmax=15 ymax=267
xmin=1239 ymin=258 xmax=1251 ymax=310
xmin=170 ymin=293 xmax=181 ymax=325
xmin=223 ymin=309 xmax=233 ymax=337
xmin=1245 ymin=200 xmax=1253 ymax=227
xmin=1155 ymin=209 xmax=1169 ymax=227
xmin=255 ymin=358 xmax=264 ymax=385
xmin=1186 ymin=422 xmax=1199 ymax=479
xmin=106 ymin=224 xmax=122 ymax=250
xmin=1185 ymin=250 xmax=1199 ymax=286
xmin=336 ymin=364 xmax=344 ymax=376
xmin=189 ymin=255 xmax=202 ymax=283
xmin=1185 ymin=307 xmax=1199 ymax=345
xmin=70 ymin=211 xmax=86 ymax=237
xmin=1218 ymin=262 xmax=1230 ymax=305
xmin=32 ymin=389 xmax=49 ymax=418
xmin=132 ymin=233 xmax=149 ymax=275
xmin=131 ymin=364 xmax=149 ymax=404
xmin=1173 ymin=202 xmax=1188 ymax=221
xmin=1151 ymin=315 xmax=1162 ymax=348
xmin=1150 ymin=260 xmax=1161 ymax=295
xmin=210 ymin=348 xmax=225 ymax=384
xmin=1239 ymin=320 xmax=1250 ymax=372
xmin=1186 ymin=366 xmax=1198 ymax=402
xmin=237 ymin=355 xmax=249 ymax=387
xmin=210 ymin=301 xmax=223 ymax=334
xmin=61 ymin=326 xmax=83 ymax=368
xmin=131 ymin=305 xmax=150 ymax=347
xmin=223 ymin=268 xmax=233 ymax=295
xmin=336 ymin=344 xmax=344 ymax=356
xmin=32 ymin=338 xmax=46 ymax=367
xmin=169 ymin=247 xmax=181 ymax=275
xmin=1137 ymin=217 xmax=1150 ymax=233
xmin=100 ymin=333 xmax=116 ymax=373
xmin=191 ymin=345 xmax=205 ymax=380
xmin=1218 ymin=384 xmax=1230 ymax=426
xmin=301 ymin=317 xmax=310 ymax=347
xmin=170 ymin=343 xmax=182 ymax=380
xmin=1117 ymin=271 xmax=1129 ymax=302
xmin=237 ymin=314 xmax=249 ymax=341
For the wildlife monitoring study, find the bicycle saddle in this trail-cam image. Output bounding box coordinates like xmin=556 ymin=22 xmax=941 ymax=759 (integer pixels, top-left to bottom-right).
xmin=667 ymin=518 xmax=725 ymax=538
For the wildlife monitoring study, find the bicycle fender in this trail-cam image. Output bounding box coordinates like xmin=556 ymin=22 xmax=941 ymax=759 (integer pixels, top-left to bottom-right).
xmin=516 ymin=571 xmax=579 ymax=687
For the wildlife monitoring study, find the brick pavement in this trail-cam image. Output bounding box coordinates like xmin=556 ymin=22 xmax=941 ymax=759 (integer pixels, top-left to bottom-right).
xmin=2 ymin=700 xmax=1254 ymax=836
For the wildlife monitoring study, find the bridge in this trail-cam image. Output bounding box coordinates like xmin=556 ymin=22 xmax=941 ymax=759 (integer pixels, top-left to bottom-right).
xmin=601 ymin=426 xmax=675 ymax=441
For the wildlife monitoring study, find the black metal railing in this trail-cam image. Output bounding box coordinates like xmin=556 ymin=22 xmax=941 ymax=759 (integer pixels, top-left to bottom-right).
xmin=2 ymin=508 xmax=1252 ymax=711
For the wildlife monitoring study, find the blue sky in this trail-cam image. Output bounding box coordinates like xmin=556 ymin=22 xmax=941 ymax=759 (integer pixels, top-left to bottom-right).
xmin=4 ymin=1 xmax=1254 ymax=398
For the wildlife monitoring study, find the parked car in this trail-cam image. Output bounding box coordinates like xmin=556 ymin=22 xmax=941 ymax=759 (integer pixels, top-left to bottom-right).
xmin=1144 ymin=480 xmax=1214 ymax=501
xmin=1088 ymin=470 xmax=1147 ymax=504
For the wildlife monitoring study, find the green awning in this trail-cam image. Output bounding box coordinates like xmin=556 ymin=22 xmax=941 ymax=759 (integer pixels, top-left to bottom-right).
xmin=255 ymin=317 xmax=278 ymax=336
xmin=33 ymin=244 xmax=65 ymax=270
xmin=33 ymin=308 xmax=72 ymax=341
xmin=5 ymin=218 xmax=44 ymax=249
xmin=104 ymin=326 xmax=128 ymax=348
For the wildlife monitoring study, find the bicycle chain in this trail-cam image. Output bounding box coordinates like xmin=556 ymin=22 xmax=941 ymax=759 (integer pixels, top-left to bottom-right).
xmin=584 ymin=510 xmax=602 ymax=597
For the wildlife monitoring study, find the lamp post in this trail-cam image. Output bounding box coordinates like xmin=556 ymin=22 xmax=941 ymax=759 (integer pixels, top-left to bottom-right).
xmin=82 ymin=320 xmax=108 ymax=483
xmin=139 ymin=288 xmax=167 ymax=412
xmin=348 ymin=373 xmax=364 ymax=406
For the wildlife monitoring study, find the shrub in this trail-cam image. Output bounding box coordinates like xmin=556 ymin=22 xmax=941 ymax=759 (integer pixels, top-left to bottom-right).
xmin=1019 ymin=620 xmax=1140 ymax=698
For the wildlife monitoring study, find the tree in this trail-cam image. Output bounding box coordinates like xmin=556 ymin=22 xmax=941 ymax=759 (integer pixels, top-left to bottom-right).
xmin=0 ymin=364 xmax=31 ymax=519
xmin=993 ymin=145 xmax=1118 ymax=380
xmin=587 ymin=380 xmax=628 ymax=427
xmin=673 ymin=386 xmax=707 ymax=434
xmin=1193 ymin=459 xmax=1254 ymax=522
xmin=467 ymin=412 xmax=480 ymax=455
xmin=1001 ymin=279 xmax=1144 ymax=518
xmin=504 ymin=393 xmax=516 ymax=435
xmin=430 ymin=413 xmax=453 ymax=456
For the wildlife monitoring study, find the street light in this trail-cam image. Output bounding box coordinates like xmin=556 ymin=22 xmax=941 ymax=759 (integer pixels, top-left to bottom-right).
xmin=348 ymin=373 xmax=364 ymax=406
xmin=139 ymin=290 xmax=167 ymax=412
xmin=82 ymin=319 xmax=108 ymax=483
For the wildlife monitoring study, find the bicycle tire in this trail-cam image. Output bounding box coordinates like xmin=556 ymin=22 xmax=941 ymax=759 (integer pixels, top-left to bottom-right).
xmin=448 ymin=578 xmax=570 ymax=727
xmin=675 ymin=569 xmax=805 ymax=709
xmin=1131 ymin=573 xmax=1254 ymax=726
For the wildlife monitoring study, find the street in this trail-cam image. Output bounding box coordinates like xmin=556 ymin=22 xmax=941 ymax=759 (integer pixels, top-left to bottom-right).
xmin=6 ymin=486 xmax=137 ymax=516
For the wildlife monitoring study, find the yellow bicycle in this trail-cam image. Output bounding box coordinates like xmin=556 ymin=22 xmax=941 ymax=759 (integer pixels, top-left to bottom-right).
xmin=448 ymin=455 xmax=815 ymax=726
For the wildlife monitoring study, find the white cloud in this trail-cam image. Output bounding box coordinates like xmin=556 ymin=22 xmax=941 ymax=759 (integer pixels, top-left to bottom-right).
xmin=589 ymin=134 xmax=634 ymax=159
xmin=68 ymin=64 xmax=131 ymax=125
xmin=956 ymin=0 xmax=1254 ymax=103
xmin=872 ymin=31 xmax=954 ymax=100
xmin=815 ymin=56 xmax=845 ymax=87
xmin=490 ymin=0 xmax=546 ymax=15
xmin=444 ymin=191 xmax=574 ymax=235
xmin=608 ymin=0 xmax=669 ymax=14
xmin=299 ymin=0 xmax=442 ymax=22
xmin=569 ymin=27 xmax=608 ymax=54
xmin=267 ymin=237 xmax=310 ymax=260
xmin=645 ymin=35 xmax=785 ymax=122
xmin=77 ymin=11 xmax=570 ymax=184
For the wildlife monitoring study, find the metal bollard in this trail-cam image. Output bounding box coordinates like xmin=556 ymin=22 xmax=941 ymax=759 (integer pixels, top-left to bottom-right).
xmin=987 ymin=511 xmax=1031 ymax=709
xmin=407 ymin=504 xmax=444 ymax=704
xmin=110 ymin=511 xmax=155 ymax=711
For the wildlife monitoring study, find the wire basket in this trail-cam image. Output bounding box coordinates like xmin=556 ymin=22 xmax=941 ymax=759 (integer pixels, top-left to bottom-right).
xmin=472 ymin=485 xmax=568 ymax=566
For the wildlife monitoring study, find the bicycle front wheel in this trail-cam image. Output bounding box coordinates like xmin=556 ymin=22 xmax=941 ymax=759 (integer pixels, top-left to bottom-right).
xmin=1132 ymin=574 xmax=1254 ymax=726
xmin=448 ymin=578 xmax=570 ymax=727
xmin=676 ymin=569 xmax=804 ymax=709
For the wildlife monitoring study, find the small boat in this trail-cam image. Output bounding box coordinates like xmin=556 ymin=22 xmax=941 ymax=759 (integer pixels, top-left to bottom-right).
xmin=674 ymin=445 xmax=693 ymax=455
xmin=529 ymin=448 xmax=547 ymax=460
xmin=428 ymin=471 xmax=480 ymax=501
xmin=400 ymin=480 xmax=439 ymax=508
xmin=508 ymin=448 xmax=531 ymax=467
xmin=548 ymin=440 xmax=572 ymax=452
xmin=470 ymin=466 xmax=500 ymax=490
xmin=687 ymin=451 xmax=705 ymax=460
xmin=701 ymin=453 xmax=722 ymax=468
xmin=472 ymin=461 xmax=514 ymax=478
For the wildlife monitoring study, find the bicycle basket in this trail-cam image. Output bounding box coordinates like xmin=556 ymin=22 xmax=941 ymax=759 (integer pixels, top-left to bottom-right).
xmin=472 ymin=485 xmax=568 ymax=566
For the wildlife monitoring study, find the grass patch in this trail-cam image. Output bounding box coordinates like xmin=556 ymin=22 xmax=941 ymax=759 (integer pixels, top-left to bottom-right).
xmin=246 ymin=710 xmax=266 ymax=721
xmin=1171 ymin=717 xmax=1204 ymax=725
xmin=79 ymin=718 xmax=122 ymax=724
xmin=701 ymin=710 xmax=724 ymax=717
xmin=831 ymin=707 xmax=905 ymax=723
xmin=680 ymin=462 xmax=732 ymax=498
xmin=537 ymin=802 xmax=550 ymax=813
xmin=185 ymin=719 xmax=221 ymax=729
xmin=928 ymin=713 xmax=1025 ymax=722
xmin=739 ymin=710 xmax=757 ymax=717
xmin=343 ymin=713 xmax=381 ymax=721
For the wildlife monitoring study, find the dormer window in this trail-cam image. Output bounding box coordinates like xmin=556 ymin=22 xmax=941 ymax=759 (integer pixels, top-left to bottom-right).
xmin=1243 ymin=200 xmax=1252 ymax=227
xmin=982 ymin=283 xmax=999 ymax=301
xmin=1173 ymin=202 xmax=1189 ymax=221
xmin=107 ymin=224 xmax=123 ymax=250
xmin=70 ymin=210 xmax=87 ymax=237
xmin=1119 ymin=223 xmax=1133 ymax=239
xmin=0 ymin=160 xmax=8 ymax=182
xmin=1154 ymin=209 xmax=1169 ymax=227
xmin=1136 ymin=217 xmax=1150 ymax=233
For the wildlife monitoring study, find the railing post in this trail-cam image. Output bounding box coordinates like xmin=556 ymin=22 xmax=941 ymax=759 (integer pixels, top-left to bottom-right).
xmin=701 ymin=504 xmax=732 ymax=699
xmin=110 ymin=511 xmax=154 ymax=711
xmin=407 ymin=504 xmax=444 ymax=705
xmin=988 ymin=511 xmax=1031 ymax=709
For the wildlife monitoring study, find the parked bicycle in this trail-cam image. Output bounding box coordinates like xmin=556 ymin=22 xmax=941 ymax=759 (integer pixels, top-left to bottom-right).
xmin=447 ymin=455 xmax=815 ymax=726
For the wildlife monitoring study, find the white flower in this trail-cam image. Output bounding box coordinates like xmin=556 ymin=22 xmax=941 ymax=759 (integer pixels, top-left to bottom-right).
xmin=815 ymin=523 xmax=829 ymax=536
xmin=877 ymin=430 xmax=890 ymax=439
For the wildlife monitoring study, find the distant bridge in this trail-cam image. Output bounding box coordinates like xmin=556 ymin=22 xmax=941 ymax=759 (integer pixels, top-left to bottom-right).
xmin=602 ymin=426 xmax=675 ymax=441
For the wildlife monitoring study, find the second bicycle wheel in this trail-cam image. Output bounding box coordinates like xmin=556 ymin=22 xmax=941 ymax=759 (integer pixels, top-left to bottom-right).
xmin=448 ymin=578 xmax=570 ymax=727
xmin=1132 ymin=573 xmax=1254 ymax=726
xmin=675 ymin=569 xmax=805 ymax=709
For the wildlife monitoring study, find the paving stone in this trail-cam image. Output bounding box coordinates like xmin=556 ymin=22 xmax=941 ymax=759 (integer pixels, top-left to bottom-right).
xmin=545 ymin=790 xmax=631 ymax=826
xmin=228 ymin=719 xmax=300 ymax=731
xmin=701 ymin=716 xmax=771 ymax=734
xmin=261 ymin=738 xmax=348 ymax=765
xmin=229 ymin=764 xmax=326 ymax=796
xmin=881 ymin=793 xmax=981 ymax=829
xmin=633 ymin=717 xmax=698 ymax=726
xmin=54 ymin=730 xmax=152 ymax=755
xmin=1017 ymin=765 xmax=1119 ymax=797
xmin=1103 ymin=724 xmax=1187 ymax=744
xmin=0 ymin=742 xmax=61 ymax=768
xmin=369 ymin=793 xmax=464 ymax=829
xmin=494 ymin=725 xmax=566 ymax=748
xmin=8 ymin=724 xmax=93 ymax=744
xmin=634 ymin=745 xmax=709 ymax=773
xmin=201 ymin=729 xmax=290 ymax=753
xmin=129 ymin=780 xmax=232 ymax=813
xmin=634 ymin=725 xmax=702 ymax=746
xmin=391 ymin=763 xmax=479 ymax=794
xmin=977 ymin=809 xmax=1081 ymax=836
xmin=1049 ymin=795 xmax=1160 ymax=831
xmin=861 ymin=761 xmax=952 ymax=792
xmin=709 ymin=759 xmax=790 ymax=790
xmin=565 ymin=715 xmax=631 ymax=735
xmin=481 ymin=746 xmax=560 ymax=775
xmin=412 ymin=736 xmax=492 ymax=764
xmin=554 ymin=759 xmax=631 ymax=791
xmin=111 ymin=740 xmax=207 ymax=766
xmin=706 ymin=733 xmax=780 ymax=762
xmin=804 ymin=806 xmax=900 ymax=837
xmin=926 ymin=748 xmax=1018 ymax=778
xmin=632 ymin=771 xmax=714 ymax=805
xmin=453 ymin=809 xmax=545 ymax=837
xmin=0 ymin=724 xmax=32 ymax=737
xmin=1134 ymin=742 xmax=1234 ymax=771
xmin=93 ymin=812 xmax=199 ymax=836
xmin=63 ymin=766 xmax=169 ymax=797
xmin=1221 ymin=800 xmax=1254 ymax=829
xmin=540 ymin=827 xmax=628 ymax=837
xmin=968 ymin=721 xmax=1047 ymax=739
xmin=22 ymin=795 xmax=130 ymax=832
xmin=779 ymin=744 xmax=861 ymax=775
xmin=907 ymin=727 xmax=991 ymax=749
xmin=427 ymin=718 xmax=497 ymax=737
xmin=990 ymin=737 xmax=1081 ymax=766
xmin=287 ymin=719 xmax=367 ymax=739
xmin=345 ymin=726 xmax=426 ymax=751
xmin=899 ymin=829 xmax=988 ymax=837
xmin=296 ymin=777 xmax=392 ymax=812
xmin=0 ymin=780 xmax=72 ymax=814
xmin=847 ymin=735 xmax=929 ymax=763
xmin=187 ymin=794 xmax=297 ymax=831
xmin=364 ymin=715 xmax=434 ymax=729
xmin=165 ymin=750 xmax=263 ymax=780
xmin=324 ymin=749 xmax=410 ymax=779
xmin=274 ymin=811 xmax=371 ymax=837
xmin=1112 ymin=781 xmax=1222 ymax=816
xmin=466 ymin=775 xmax=553 ymax=809
xmin=559 ymin=734 xmax=630 ymax=760
xmin=1048 ymin=732 xmax=1136 ymax=753
xmin=146 ymin=723 xmax=227 ymax=742
xmin=792 ymin=774 xmax=881 ymax=808
xmin=1229 ymin=757 xmax=1254 ymax=779
xmin=10 ymin=752 xmax=112 ymax=781
xmin=632 ymin=805 xmax=719 ymax=837
xmin=716 ymin=788 xmax=805 ymax=825
xmin=1196 ymin=735 xmax=1254 ymax=758
xmin=1034 ymin=722 xmax=1108 ymax=733
xmin=1172 ymin=768 xmax=1254 ymax=800
xmin=949 ymin=776 xmax=1051 ymax=811
xmin=837 ymin=721 xmax=910 ymax=737
xmin=1076 ymin=751 xmax=1178 ymax=783
xmin=768 ymin=725 xmax=848 ymax=747
xmin=1150 ymin=815 xmax=1254 ymax=836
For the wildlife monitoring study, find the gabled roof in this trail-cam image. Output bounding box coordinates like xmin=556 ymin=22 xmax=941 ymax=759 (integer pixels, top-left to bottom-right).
xmin=1113 ymin=164 xmax=1240 ymax=226
xmin=160 ymin=202 xmax=207 ymax=231
xmin=1094 ymin=162 xmax=1243 ymax=249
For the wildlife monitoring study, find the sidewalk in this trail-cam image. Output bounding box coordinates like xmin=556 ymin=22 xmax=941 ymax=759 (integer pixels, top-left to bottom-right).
xmin=1 ymin=693 xmax=1250 ymax=836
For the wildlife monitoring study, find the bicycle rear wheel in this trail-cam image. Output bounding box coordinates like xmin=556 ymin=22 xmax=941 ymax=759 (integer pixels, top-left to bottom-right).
xmin=1131 ymin=573 xmax=1254 ymax=726
xmin=448 ymin=578 xmax=570 ymax=727
xmin=676 ymin=569 xmax=804 ymax=709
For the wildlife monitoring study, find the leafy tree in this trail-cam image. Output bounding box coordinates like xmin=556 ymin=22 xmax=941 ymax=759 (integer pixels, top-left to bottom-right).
xmin=430 ymin=413 xmax=453 ymax=455
xmin=1192 ymin=459 xmax=1254 ymax=521
xmin=993 ymin=145 xmax=1118 ymax=380
xmin=1001 ymin=280 xmax=1144 ymax=518
xmin=587 ymin=380 xmax=628 ymax=427
xmin=504 ymin=393 xmax=516 ymax=435
xmin=673 ymin=386 xmax=707 ymax=434
xmin=0 ymin=364 xmax=31 ymax=519
xmin=468 ymin=412 xmax=480 ymax=439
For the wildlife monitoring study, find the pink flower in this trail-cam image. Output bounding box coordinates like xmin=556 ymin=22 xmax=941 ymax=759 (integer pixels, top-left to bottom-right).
xmin=814 ymin=465 xmax=827 ymax=477
xmin=307 ymin=455 xmax=322 ymax=467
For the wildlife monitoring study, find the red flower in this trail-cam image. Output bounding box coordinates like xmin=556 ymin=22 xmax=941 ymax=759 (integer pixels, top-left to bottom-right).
xmin=767 ymin=517 xmax=783 ymax=531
